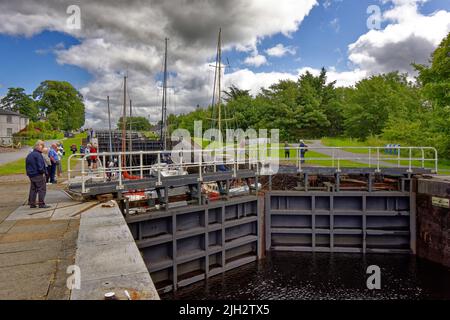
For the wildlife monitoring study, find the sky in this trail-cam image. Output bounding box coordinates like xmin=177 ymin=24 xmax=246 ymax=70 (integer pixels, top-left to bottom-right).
xmin=0 ymin=0 xmax=449 ymax=127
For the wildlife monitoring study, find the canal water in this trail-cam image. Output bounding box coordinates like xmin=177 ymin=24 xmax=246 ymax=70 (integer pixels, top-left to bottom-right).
xmin=162 ymin=252 xmax=450 ymax=300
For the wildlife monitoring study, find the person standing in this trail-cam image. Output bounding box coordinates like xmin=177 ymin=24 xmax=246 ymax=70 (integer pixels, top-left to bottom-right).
xmin=299 ymin=139 xmax=308 ymax=164
xmin=41 ymin=147 xmax=52 ymax=184
xmin=90 ymin=144 xmax=98 ymax=170
xmin=70 ymin=144 xmax=77 ymax=155
xmin=85 ymin=144 xmax=92 ymax=171
xmin=26 ymin=141 xmax=50 ymax=208
xmin=56 ymin=142 xmax=64 ymax=177
xmin=284 ymin=141 xmax=290 ymax=159
xmin=48 ymin=143 xmax=59 ymax=184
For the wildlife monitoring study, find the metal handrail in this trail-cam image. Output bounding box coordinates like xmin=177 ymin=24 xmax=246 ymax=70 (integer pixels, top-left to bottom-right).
xmin=67 ymin=146 xmax=439 ymax=193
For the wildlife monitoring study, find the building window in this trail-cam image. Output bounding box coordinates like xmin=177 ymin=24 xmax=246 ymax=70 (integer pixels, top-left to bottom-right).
xmin=6 ymin=115 xmax=12 ymax=123
xmin=7 ymin=128 xmax=13 ymax=136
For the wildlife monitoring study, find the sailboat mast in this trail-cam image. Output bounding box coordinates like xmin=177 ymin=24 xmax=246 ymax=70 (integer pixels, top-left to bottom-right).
xmin=107 ymin=95 xmax=113 ymax=154
xmin=129 ymin=99 xmax=132 ymax=154
xmin=217 ymin=28 xmax=222 ymax=135
xmin=161 ymin=38 xmax=168 ymax=150
xmin=121 ymin=76 xmax=127 ymax=167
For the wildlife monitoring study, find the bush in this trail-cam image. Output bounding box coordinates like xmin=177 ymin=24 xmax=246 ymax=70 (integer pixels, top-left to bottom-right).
xmin=13 ymin=121 xmax=64 ymax=145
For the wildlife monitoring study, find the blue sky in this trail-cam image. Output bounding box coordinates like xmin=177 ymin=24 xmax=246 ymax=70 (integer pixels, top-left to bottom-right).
xmin=0 ymin=0 xmax=449 ymax=125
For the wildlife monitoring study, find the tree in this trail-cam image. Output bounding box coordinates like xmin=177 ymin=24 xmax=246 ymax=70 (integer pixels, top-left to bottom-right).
xmin=47 ymin=112 xmax=61 ymax=130
xmin=33 ymin=80 xmax=85 ymax=131
xmin=223 ymin=85 xmax=251 ymax=102
xmin=412 ymin=32 xmax=450 ymax=155
xmin=342 ymin=73 xmax=421 ymax=140
xmin=117 ymin=116 xmax=152 ymax=131
xmin=414 ymin=32 xmax=450 ymax=109
xmin=0 ymin=87 xmax=39 ymax=121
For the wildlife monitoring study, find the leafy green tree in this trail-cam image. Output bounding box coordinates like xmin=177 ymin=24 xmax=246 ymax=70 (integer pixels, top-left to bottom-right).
xmin=33 ymin=80 xmax=85 ymax=131
xmin=414 ymin=32 xmax=450 ymax=109
xmin=412 ymin=32 xmax=450 ymax=155
xmin=117 ymin=116 xmax=152 ymax=131
xmin=343 ymin=73 xmax=421 ymax=140
xmin=47 ymin=112 xmax=61 ymax=130
xmin=223 ymin=85 xmax=250 ymax=102
xmin=0 ymin=87 xmax=39 ymax=121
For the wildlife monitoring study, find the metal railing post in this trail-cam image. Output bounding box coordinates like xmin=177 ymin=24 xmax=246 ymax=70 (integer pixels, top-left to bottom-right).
xmin=157 ymin=152 xmax=162 ymax=185
xmin=408 ymin=147 xmax=412 ymax=172
xmin=297 ymin=146 xmax=301 ymax=173
xmin=368 ymin=147 xmax=371 ymax=168
xmin=199 ymin=149 xmax=203 ymax=181
xmin=332 ymin=148 xmax=335 ymax=168
xmin=397 ymin=147 xmax=401 ymax=168
xmin=81 ymin=154 xmax=85 ymax=194
xmin=233 ymin=147 xmax=237 ymax=178
xmin=376 ymin=147 xmax=380 ymax=172
xmin=102 ymin=154 xmax=106 ymax=182
xmin=421 ymin=148 xmax=425 ymax=169
xmin=67 ymin=154 xmax=72 ymax=183
xmin=434 ymin=148 xmax=438 ymax=173
xmin=140 ymin=151 xmax=144 ymax=178
xmin=118 ymin=155 xmax=123 ymax=189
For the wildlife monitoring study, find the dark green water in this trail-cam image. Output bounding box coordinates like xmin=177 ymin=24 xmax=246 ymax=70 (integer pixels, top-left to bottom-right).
xmin=162 ymin=252 xmax=450 ymax=300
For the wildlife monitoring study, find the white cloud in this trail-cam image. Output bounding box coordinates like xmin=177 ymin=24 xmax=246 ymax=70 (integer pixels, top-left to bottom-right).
xmin=348 ymin=0 xmax=450 ymax=75
xmin=330 ymin=18 xmax=340 ymax=33
xmin=265 ymin=44 xmax=296 ymax=57
xmin=224 ymin=66 xmax=366 ymax=97
xmin=0 ymin=0 xmax=448 ymax=128
xmin=0 ymin=0 xmax=318 ymax=126
xmin=244 ymin=54 xmax=268 ymax=67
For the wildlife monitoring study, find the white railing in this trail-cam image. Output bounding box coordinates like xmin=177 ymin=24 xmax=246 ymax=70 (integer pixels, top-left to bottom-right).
xmin=67 ymin=146 xmax=438 ymax=193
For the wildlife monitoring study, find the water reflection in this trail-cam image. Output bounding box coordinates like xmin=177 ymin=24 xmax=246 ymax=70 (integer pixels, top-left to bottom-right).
xmin=162 ymin=252 xmax=450 ymax=300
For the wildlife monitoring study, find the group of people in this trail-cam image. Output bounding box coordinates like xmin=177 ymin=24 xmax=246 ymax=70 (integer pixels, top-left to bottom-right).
xmin=70 ymin=143 xmax=99 ymax=170
xmin=25 ymin=140 xmax=64 ymax=208
xmin=40 ymin=141 xmax=65 ymax=184
xmin=284 ymin=139 xmax=308 ymax=163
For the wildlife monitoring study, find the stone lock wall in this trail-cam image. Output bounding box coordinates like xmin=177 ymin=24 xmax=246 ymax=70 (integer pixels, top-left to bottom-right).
xmin=416 ymin=178 xmax=450 ymax=268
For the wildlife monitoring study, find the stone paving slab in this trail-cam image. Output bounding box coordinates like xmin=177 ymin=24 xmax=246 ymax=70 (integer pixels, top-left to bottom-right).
xmin=0 ymin=245 xmax=63 ymax=268
xmin=0 ymin=221 xmax=15 ymax=234
xmin=0 ymin=260 xmax=57 ymax=282
xmin=6 ymin=205 xmax=56 ymax=221
xmin=50 ymin=202 xmax=93 ymax=221
xmin=77 ymin=223 xmax=134 ymax=246
xmin=75 ymin=242 xmax=148 ymax=283
xmin=71 ymin=202 xmax=159 ymax=300
xmin=0 ymin=273 xmax=52 ymax=299
xmin=71 ymin=272 xmax=158 ymax=300
xmin=43 ymin=190 xmax=73 ymax=204
xmin=0 ymin=238 xmax=61 ymax=254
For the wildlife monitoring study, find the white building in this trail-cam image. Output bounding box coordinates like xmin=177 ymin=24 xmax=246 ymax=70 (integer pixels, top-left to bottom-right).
xmin=0 ymin=109 xmax=29 ymax=144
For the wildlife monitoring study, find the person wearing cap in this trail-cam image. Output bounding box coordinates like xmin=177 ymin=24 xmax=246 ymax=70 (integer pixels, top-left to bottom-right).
xmin=299 ymin=139 xmax=308 ymax=164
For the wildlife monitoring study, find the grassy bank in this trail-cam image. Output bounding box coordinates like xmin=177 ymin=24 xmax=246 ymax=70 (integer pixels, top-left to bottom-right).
xmin=0 ymin=133 xmax=86 ymax=176
xmin=321 ymin=136 xmax=450 ymax=173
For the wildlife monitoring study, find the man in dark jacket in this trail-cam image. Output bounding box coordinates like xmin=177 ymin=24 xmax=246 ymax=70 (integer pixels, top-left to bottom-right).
xmin=26 ymin=140 xmax=50 ymax=208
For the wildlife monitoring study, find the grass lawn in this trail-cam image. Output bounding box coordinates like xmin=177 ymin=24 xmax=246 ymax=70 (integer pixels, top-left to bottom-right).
xmin=321 ymin=136 xmax=449 ymax=173
xmin=321 ymin=137 xmax=391 ymax=154
xmin=259 ymin=143 xmax=366 ymax=167
xmin=0 ymin=133 xmax=86 ymax=176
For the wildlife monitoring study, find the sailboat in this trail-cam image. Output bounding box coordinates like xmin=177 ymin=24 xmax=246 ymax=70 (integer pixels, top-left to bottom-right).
xmin=150 ymin=38 xmax=187 ymax=178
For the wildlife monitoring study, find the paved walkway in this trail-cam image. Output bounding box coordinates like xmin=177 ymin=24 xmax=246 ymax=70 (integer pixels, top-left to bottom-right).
xmin=0 ymin=147 xmax=30 ymax=165
xmin=0 ymin=140 xmax=61 ymax=166
xmin=308 ymin=140 xmax=397 ymax=168
xmin=0 ymin=161 xmax=158 ymax=300
xmin=0 ymin=187 xmax=81 ymax=300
